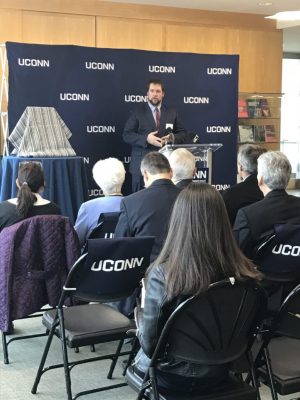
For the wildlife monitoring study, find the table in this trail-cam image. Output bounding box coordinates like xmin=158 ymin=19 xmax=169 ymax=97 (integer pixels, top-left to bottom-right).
xmin=0 ymin=156 xmax=89 ymax=225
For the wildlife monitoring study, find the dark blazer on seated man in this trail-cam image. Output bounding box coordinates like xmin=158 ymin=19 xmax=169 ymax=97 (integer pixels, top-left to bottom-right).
xmin=222 ymin=144 xmax=266 ymax=226
xmin=114 ymin=152 xmax=180 ymax=262
xmin=233 ymin=151 xmax=300 ymax=260
xmin=222 ymin=174 xmax=263 ymax=226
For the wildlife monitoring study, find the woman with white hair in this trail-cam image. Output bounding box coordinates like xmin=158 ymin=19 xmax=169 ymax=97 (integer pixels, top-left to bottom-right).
xmin=74 ymin=157 xmax=125 ymax=247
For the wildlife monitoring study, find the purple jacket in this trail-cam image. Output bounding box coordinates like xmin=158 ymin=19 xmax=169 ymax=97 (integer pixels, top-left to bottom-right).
xmin=0 ymin=215 xmax=80 ymax=331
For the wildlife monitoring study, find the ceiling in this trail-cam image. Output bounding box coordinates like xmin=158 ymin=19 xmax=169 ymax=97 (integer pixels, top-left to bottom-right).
xmin=106 ymin=0 xmax=300 ymax=53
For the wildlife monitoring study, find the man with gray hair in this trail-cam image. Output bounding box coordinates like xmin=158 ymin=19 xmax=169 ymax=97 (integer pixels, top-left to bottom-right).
xmin=222 ymin=144 xmax=267 ymax=225
xmin=115 ymin=152 xmax=180 ymax=262
xmin=168 ymin=148 xmax=196 ymax=189
xmin=233 ymin=151 xmax=300 ymax=259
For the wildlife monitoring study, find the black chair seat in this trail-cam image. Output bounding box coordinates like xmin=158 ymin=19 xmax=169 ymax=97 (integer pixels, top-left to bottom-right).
xmin=43 ymin=303 xmax=136 ymax=348
xmin=258 ymin=336 xmax=300 ymax=395
xmin=32 ymin=237 xmax=155 ymax=400
xmin=126 ymin=366 xmax=257 ymax=400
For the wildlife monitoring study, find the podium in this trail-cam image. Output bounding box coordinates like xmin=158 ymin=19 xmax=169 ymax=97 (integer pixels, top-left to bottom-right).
xmin=160 ymin=143 xmax=222 ymax=185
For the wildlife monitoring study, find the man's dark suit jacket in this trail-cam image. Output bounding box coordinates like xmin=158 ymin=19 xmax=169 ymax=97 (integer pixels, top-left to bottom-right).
xmin=176 ymin=179 xmax=193 ymax=190
xmin=114 ymin=179 xmax=180 ymax=261
xmin=123 ymin=103 xmax=187 ymax=175
xmin=222 ymin=174 xmax=264 ymax=226
xmin=233 ymin=189 xmax=300 ymax=260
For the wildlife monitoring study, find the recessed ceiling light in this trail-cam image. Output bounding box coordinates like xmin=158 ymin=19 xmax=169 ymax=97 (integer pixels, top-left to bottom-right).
xmin=258 ymin=2 xmax=272 ymax=6
xmin=265 ymin=11 xmax=300 ymax=21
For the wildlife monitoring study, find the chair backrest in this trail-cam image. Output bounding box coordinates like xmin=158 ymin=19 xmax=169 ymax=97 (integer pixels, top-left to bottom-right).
xmin=254 ymin=223 xmax=300 ymax=276
xmin=63 ymin=237 xmax=154 ymax=303
xmin=271 ymin=283 xmax=300 ymax=340
xmin=150 ymin=279 xmax=267 ymax=366
xmin=81 ymin=212 xmax=120 ymax=254
xmin=97 ymin=211 xmax=120 ymax=230
xmin=0 ymin=215 xmax=80 ymax=332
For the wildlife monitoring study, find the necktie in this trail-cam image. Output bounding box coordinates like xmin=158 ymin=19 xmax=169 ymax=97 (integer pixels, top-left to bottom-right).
xmin=155 ymin=107 xmax=160 ymax=130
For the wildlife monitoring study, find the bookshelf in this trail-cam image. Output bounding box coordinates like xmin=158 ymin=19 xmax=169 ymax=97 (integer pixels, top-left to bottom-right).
xmin=238 ymin=93 xmax=282 ymax=150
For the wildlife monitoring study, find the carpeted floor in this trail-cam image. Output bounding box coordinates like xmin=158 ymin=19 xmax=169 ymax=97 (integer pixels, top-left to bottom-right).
xmin=0 ymin=316 xmax=297 ymax=400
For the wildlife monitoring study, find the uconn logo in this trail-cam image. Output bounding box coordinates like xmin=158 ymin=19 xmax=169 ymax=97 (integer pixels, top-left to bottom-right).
xmin=125 ymin=95 xmax=147 ymax=103
xmin=18 ymin=58 xmax=50 ymax=67
xmin=148 ymin=65 xmax=176 ymax=73
xmin=89 ymin=189 xmax=103 ymax=197
xmin=184 ymin=97 xmax=209 ymax=104
xmin=207 ymin=68 xmax=232 ymax=75
xmin=85 ymin=62 xmax=114 ymax=70
xmin=206 ymin=126 xmax=231 ymax=133
xmin=60 ymin=93 xmax=90 ymax=101
xmin=87 ymin=126 xmax=116 ymax=133
xmin=272 ymin=244 xmax=300 ymax=257
xmin=213 ymin=184 xmax=231 ymax=191
xmin=91 ymin=257 xmax=144 ymax=272
xmin=194 ymin=170 xmax=207 ymax=180
xmin=124 ymin=156 xmax=131 ymax=164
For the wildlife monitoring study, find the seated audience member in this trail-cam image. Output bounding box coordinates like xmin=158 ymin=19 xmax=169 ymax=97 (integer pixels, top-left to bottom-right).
xmin=134 ymin=183 xmax=261 ymax=393
xmin=234 ymin=151 xmax=300 ymax=260
xmin=114 ymin=152 xmax=180 ymax=262
xmin=168 ymin=147 xmax=195 ymax=189
xmin=75 ymin=157 xmax=125 ymax=247
xmin=222 ymin=144 xmax=267 ymax=225
xmin=0 ymin=161 xmax=60 ymax=232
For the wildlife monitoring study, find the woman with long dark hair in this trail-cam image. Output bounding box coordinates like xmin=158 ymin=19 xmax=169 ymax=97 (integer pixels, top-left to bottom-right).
xmin=134 ymin=182 xmax=261 ymax=392
xmin=0 ymin=161 xmax=60 ymax=231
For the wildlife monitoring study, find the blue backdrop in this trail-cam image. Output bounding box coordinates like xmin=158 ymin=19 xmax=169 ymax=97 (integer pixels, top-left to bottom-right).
xmin=6 ymin=42 xmax=239 ymax=196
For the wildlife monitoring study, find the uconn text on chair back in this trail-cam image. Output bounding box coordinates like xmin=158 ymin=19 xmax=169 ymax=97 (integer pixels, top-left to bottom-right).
xmin=254 ymin=224 xmax=300 ymax=276
xmin=69 ymin=237 xmax=154 ymax=302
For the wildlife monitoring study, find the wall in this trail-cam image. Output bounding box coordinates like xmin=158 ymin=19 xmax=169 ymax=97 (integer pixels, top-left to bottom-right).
xmin=0 ymin=0 xmax=283 ymax=152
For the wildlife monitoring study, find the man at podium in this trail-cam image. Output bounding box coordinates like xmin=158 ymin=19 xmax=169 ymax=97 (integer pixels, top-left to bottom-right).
xmin=123 ymin=79 xmax=188 ymax=192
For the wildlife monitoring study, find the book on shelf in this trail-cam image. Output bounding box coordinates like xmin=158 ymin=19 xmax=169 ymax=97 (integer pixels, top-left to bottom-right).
xmin=238 ymin=99 xmax=249 ymax=118
xmin=238 ymin=125 xmax=254 ymax=143
xmin=253 ymin=125 xmax=266 ymax=142
xmin=264 ymin=125 xmax=276 ymax=142
xmin=247 ymin=99 xmax=262 ymax=118
xmin=260 ymin=99 xmax=271 ymax=117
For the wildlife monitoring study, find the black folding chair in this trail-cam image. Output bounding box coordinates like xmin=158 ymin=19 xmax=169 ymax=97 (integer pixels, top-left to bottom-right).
xmin=255 ymin=283 xmax=300 ymax=400
xmin=0 ymin=215 xmax=80 ymax=364
xmin=253 ymin=223 xmax=300 ymax=313
xmin=126 ymin=278 xmax=267 ymax=400
xmin=81 ymin=211 xmax=120 ymax=254
xmin=32 ymin=236 xmax=154 ymax=400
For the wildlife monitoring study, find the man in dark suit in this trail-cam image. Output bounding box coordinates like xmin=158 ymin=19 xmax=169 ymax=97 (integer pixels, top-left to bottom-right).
xmin=114 ymin=152 xmax=180 ymax=262
xmin=222 ymin=144 xmax=267 ymax=225
xmin=168 ymin=147 xmax=195 ymax=189
xmin=234 ymin=151 xmax=300 ymax=260
xmin=123 ymin=79 xmax=188 ymax=192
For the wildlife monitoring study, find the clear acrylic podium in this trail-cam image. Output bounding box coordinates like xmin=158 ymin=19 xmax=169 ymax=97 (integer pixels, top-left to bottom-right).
xmin=160 ymin=143 xmax=223 ymax=184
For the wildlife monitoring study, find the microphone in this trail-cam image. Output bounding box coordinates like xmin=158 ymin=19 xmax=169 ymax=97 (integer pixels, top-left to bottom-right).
xmin=164 ymin=125 xmax=174 ymax=144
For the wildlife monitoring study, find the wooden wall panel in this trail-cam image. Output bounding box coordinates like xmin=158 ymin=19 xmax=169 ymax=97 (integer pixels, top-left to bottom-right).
xmin=165 ymin=24 xmax=282 ymax=92
xmin=0 ymin=9 xmax=22 ymax=43
xmin=22 ymin=11 xmax=96 ymax=46
xmin=96 ymin=17 xmax=163 ymax=50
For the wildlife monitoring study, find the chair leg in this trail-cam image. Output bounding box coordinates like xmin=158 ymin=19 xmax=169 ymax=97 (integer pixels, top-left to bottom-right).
xmin=123 ymin=337 xmax=140 ymax=376
xmin=31 ymin=325 xmax=56 ymax=393
xmin=247 ymin=351 xmax=261 ymax=400
xmin=263 ymin=347 xmax=278 ymax=400
xmin=58 ymin=308 xmax=73 ymax=400
xmin=137 ymin=371 xmax=150 ymax=400
xmin=107 ymin=338 xmax=124 ymax=379
xmin=1 ymin=331 xmax=9 ymax=364
xmin=149 ymin=367 xmax=159 ymax=400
